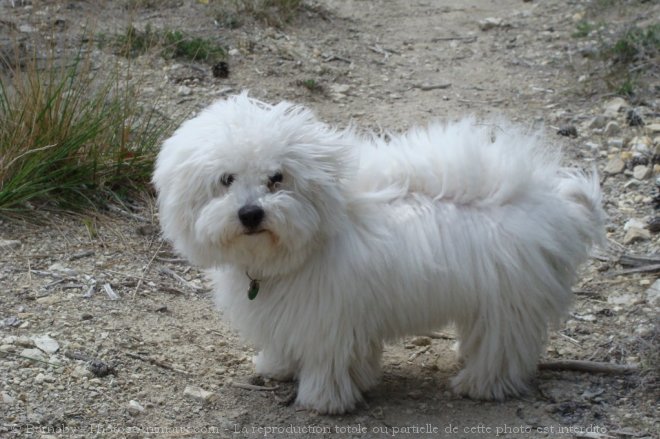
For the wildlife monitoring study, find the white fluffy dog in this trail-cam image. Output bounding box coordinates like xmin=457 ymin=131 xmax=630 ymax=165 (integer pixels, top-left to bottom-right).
xmin=153 ymin=93 xmax=605 ymax=414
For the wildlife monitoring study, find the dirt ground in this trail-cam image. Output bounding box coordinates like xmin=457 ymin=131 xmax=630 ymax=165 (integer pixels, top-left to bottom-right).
xmin=1 ymin=0 xmax=658 ymax=438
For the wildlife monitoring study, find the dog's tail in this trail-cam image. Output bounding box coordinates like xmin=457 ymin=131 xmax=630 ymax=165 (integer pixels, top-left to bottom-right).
xmin=556 ymin=168 xmax=606 ymax=249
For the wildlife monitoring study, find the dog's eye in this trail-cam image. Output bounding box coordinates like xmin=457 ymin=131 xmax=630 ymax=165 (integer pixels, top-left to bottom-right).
xmin=220 ymin=174 xmax=235 ymax=187
xmin=267 ymin=172 xmax=283 ymax=191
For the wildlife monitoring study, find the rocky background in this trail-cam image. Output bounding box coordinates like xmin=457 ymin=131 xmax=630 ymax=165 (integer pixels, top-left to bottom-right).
xmin=0 ymin=0 xmax=658 ymax=438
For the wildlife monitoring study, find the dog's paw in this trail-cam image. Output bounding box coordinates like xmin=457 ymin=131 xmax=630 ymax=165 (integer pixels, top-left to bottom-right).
xmin=295 ymin=389 xmax=357 ymax=415
xmin=253 ymin=351 xmax=296 ymax=381
xmin=451 ymin=369 xmax=528 ymax=401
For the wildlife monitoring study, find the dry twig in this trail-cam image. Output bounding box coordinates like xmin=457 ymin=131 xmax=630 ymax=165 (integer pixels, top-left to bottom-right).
xmin=538 ymin=360 xmax=638 ymax=375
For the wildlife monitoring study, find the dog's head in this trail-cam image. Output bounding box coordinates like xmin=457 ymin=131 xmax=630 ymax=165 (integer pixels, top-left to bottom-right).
xmin=153 ymin=93 xmax=353 ymax=276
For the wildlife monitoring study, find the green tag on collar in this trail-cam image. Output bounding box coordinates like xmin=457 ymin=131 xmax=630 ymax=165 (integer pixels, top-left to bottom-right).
xmin=248 ymin=279 xmax=260 ymax=300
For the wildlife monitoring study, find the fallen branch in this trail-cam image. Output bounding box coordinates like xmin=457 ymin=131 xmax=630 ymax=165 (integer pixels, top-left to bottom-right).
xmin=609 ymin=264 xmax=660 ymax=276
xmin=539 ymin=360 xmax=638 ymax=375
xmin=159 ymin=267 xmax=204 ymax=292
xmin=126 ymin=352 xmax=190 ymax=375
xmin=231 ymin=381 xmax=280 ymax=391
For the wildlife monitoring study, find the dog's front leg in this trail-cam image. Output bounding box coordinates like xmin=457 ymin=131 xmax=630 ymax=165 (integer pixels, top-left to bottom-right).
xmin=295 ymin=345 xmax=363 ymax=415
xmin=253 ymin=347 xmax=297 ymax=381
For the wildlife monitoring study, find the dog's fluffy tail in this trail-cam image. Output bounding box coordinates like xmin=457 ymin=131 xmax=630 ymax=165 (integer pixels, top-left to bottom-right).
xmin=556 ymin=168 xmax=606 ymax=249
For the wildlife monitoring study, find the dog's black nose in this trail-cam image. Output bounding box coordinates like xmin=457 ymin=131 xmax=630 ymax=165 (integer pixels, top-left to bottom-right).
xmin=238 ymin=205 xmax=265 ymax=229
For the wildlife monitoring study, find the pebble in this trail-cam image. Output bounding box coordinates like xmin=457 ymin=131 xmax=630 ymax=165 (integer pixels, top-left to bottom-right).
xmin=645 ymin=280 xmax=660 ymax=306
xmin=33 ymin=335 xmax=60 ymax=354
xmin=587 ymin=115 xmax=607 ymax=129
xmin=603 ymin=121 xmax=621 ymax=136
xmin=645 ymin=123 xmax=660 ymax=134
xmin=0 ymin=239 xmax=21 ymax=249
xmin=607 ymin=294 xmax=637 ymax=306
xmin=127 ymin=400 xmax=145 ymax=415
xmin=20 ymin=348 xmax=47 ymax=363
xmin=604 ymin=157 xmax=625 ymax=174
xmin=177 ymin=85 xmax=193 ymax=96
xmin=630 ymin=136 xmax=651 ymax=155
xmin=607 ymin=138 xmax=624 ymax=148
xmin=624 ymin=218 xmax=647 ymax=231
xmin=72 ymin=364 xmax=93 ymax=379
xmin=626 ymin=109 xmax=643 ymax=127
xmin=632 ymin=165 xmax=651 ymax=180
xmin=47 ymin=263 xmax=78 ymax=276
xmin=623 ymin=227 xmax=651 ymax=244
xmin=183 ymin=385 xmax=217 ymax=403
xmin=478 ymin=17 xmax=504 ymax=31
xmin=603 ymin=97 xmax=628 ymax=117
xmin=1 ymin=391 xmax=14 ymax=404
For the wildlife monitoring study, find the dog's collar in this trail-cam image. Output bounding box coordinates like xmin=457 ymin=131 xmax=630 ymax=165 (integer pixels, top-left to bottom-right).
xmin=246 ymin=271 xmax=260 ymax=300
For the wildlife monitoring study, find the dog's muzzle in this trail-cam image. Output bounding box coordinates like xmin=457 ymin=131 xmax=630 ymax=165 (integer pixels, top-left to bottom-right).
xmin=238 ymin=204 xmax=265 ymax=232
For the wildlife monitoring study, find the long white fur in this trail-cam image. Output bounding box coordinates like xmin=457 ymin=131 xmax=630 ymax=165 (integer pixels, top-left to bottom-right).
xmin=153 ymin=93 xmax=605 ymax=414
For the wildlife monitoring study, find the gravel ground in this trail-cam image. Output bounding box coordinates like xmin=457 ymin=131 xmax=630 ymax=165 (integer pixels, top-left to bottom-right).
xmin=0 ymin=1 xmax=658 ymax=438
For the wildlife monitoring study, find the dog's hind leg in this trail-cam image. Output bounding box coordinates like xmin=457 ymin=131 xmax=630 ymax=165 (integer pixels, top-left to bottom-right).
xmin=350 ymin=339 xmax=383 ymax=393
xmin=451 ymin=298 xmax=547 ymax=400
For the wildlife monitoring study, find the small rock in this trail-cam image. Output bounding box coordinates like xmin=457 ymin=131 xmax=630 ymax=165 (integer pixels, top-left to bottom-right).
xmin=0 ymin=239 xmax=21 ymax=249
xmin=587 ymin=115 xmax=607 ymax=129
xmin=633 ymin=165 xmax=651 ymax=180
xmin=1 ymin=391 xmax=14 ymax=404
xmin=33 ymin=335 xmax=60 ymax=354
xmin=647 ymin=217 xmax=660 ymax=233
xmin=34 ymin=372 xmax=55 ymax=384
xmin=15 ymin=335 xmax=33 ymax=347
xmin=20 ymin=348 xmax=47 ymax=363
xmin=212 ymin=61 xmax=229 ymax=79
xmin=72 ymin=364 xmax=93 ymax=379
xmin=557 ymin=126 xmax=578 ymax=137
xmin=626 ymin=109 xmax=644 ymax=127
xmin=607 ymin=138 xmax=624 ymax=148
xmin=183 ymin=385 xmax=217 ymax=403
xmin=127 ymin=400 xmax=145 ymax=416
xmin=228 ymin=48 xmax=240 ymax=57
xmin=89 ymin=360 xmax=116 ymax=377
xmin=603 ymin=97 xmax=628 ymax=117
xmin=177 ymin=85 xmax=192 ymax=96
xmin=607 ymin=294 xmax=637 ymax=306
xmin=330 ymin=84 xmax=350 ymax=95
xmin=36 ymin=295 xmax=61 ymax=305
xmin=645 ymin=123 xmax=660 ymax=134
xmin=604 ymin=157 xmax=625 ymax=174
xmin=645 ymin=279 xmax=660 ymax=306
xmin=0 ymin=316 xmax=22 ymax=328
xmin=48 ymin=262 xmax=78 ymax=276
xmin=410 ymin=336 xmax=432 ymax=346
xmin=630 ymin=136 xmax=651 ymax=155
xmin=624 ymin=218 xmax=647 ymax=231
xmin=623 ymin=227 xmax=651 ymax=244
xmin=603 ymin=121 xmax=621 ymax=136
xmin=478 ymin=17 xmax=504 ymax=31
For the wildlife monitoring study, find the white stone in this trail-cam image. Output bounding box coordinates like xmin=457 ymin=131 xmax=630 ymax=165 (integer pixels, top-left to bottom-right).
xmin=47 ymin=263 xmax=78 ymax=276
xmin=20 ymin=348 xmax=47 ymax=362
xmin=128 ymin=400 xmax=145 ymax=415
xmin=33 ymin=335 xmax=60 ymax=354
xmin=623 ymin=227 xmax=651 ymax=244
xmin=478 ymin=17 xmax=503 ymax=31
xmin=588 ymin=115 xmax=607 ymax=129
xmin=624 ymin=218 xmax=647 ymax=231
xmin=1 ymin=391 xmax=14 ymax=404
xmin=633 ymin=165 xmax=651 ymax=180
xmin=603 ymin=97 xmax=628 ymax=117
xmin=604 ymin=157 xmax=625 ymax=174
xmin=603 ymin=121 xmax=621 ymax=136
xmin=0 ymin=239 xmax=21 ymax=249
xmin=183 ymin=385 xmax=217 ymax=403
xmin=645 ymin=279 xmax=660 ymax=306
